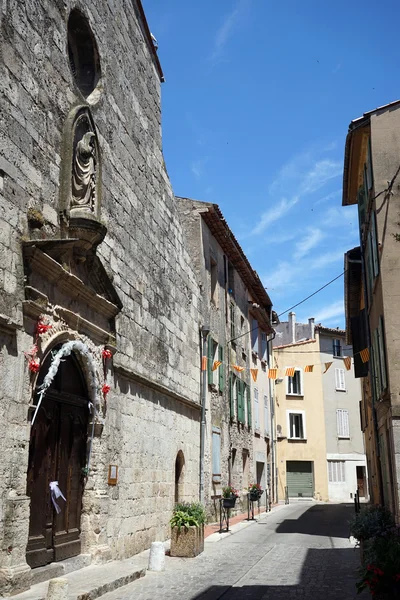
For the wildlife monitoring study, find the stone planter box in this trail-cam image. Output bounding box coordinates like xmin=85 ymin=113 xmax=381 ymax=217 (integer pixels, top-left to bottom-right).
xmin=170 ymin=524 xmax=204 ymax=558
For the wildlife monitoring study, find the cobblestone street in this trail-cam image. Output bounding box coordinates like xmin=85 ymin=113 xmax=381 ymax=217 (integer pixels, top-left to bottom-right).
xmin=101 ymin=502 xmax=364 ymax=600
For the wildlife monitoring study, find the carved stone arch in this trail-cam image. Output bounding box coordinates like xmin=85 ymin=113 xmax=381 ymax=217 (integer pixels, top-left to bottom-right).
xmin=60 ymin=105 xmax=102 ymax=228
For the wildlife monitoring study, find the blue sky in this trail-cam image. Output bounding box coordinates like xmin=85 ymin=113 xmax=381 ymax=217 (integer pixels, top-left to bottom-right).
xmin=142 ymin=0 xmax=400 ymax=328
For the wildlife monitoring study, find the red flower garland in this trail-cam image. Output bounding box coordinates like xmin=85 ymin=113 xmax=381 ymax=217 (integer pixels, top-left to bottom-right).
xmin=102 ymin=348 xmax=112 ymax=360
xmin=28 ymin=358 xmax=40 ymax=373
xmin=36 ymin=316 xmax=52 ymax=336
xmin=102 ymin=383 xmax=111 ymax=396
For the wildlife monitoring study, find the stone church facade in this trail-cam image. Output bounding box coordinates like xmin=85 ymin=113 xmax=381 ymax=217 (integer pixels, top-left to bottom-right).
xmin=0 ymin=1 xmax=202 ymax=594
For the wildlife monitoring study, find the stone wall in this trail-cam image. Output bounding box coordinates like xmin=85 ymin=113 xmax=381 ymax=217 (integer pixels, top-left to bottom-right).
xmin=0 ymin=0 xmax=201 ymax=593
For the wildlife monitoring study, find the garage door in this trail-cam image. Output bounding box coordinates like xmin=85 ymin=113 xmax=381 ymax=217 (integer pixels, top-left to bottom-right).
xmin=286 ymin=461 xmax=314 ymax=497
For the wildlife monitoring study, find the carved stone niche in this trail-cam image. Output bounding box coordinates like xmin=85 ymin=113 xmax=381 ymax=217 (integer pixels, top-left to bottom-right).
xmin=60 ymin=105 xmax=105 ymax=260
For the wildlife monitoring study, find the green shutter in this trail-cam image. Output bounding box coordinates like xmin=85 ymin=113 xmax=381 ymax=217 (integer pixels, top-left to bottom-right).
xmin=229 ymin=373 xmax=235 ymax=418
xmin=237 ymin=380 xmax=244 ymax=424
xmin=246 ymin=384 xmax=252 ymax=428
xmin=218 ymin=345 xmax=224 ymax=392
xmin=208 ymin=336 xmax=214 ymax=385
xmin=378 ymin=317 xmax=387 ymax=391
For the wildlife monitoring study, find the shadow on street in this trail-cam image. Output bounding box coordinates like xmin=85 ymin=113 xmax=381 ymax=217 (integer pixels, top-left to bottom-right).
xmin=273 ymin=503 xmax=354 ymax=538
xmin=192 ymin=547 xmax=365 ymax=599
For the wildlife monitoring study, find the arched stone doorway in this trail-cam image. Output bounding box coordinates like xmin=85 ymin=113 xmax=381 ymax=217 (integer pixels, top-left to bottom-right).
xmin=26 ymin=346 xmax=90 ymax=568
xmin=174 ymin=450 xmax=185 ymax=504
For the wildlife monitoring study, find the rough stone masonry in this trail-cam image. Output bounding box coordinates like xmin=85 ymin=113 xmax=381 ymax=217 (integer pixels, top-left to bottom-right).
xmin=0 ymin=0 xmax=202 ymax=594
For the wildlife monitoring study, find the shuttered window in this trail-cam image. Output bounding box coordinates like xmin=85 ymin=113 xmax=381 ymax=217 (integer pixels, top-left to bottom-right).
xmin=264 ymin=394 xmax=270 ymax=437
xmin=287 ymin=369 xmax=303 ymax=395
xmin=371 ymin=211 xmax=379 ymax=278
xmin=246 ymin=384 xmax=251 ymax=428
xmin=261 ymin=332 xmax=267 ymax=360
xmin=335 ymin=368 xmax=346 ymax=391
xmin=253 ymin=388 xmax=259 ymax=429
xmin=251 ymin=319 xmax=258 ymax=353
xmin=229 ymin=373 xmax=235 ymax=419
xmin=237 ymin=379 xmax=245 ymax=424
xmin=328 ymin=460 xmax=345 ymax=483
xmin=218 ymin=345 xmax=224 ymax=392
xmin=212 ymin=427 xmax=221 ymax=483
xmin=207 ymin=337 xmax=216 ymax=385
xmin=288 ymin=412 xmax=305 ymax=439
xmin=336 ymin=409 xmax=350 ymax=438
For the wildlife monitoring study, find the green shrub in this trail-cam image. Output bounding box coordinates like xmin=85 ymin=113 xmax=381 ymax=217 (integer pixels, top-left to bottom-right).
xmin=171 ymin=502 xmax=206 ymax=531
xmin=349 ymin=505 xmax=395 ymax=542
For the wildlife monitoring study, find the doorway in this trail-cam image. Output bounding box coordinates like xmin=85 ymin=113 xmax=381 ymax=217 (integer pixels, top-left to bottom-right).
xmin=356 ymin=465 xmax=366 ymax=498
xmin=286 ymin=461 xmax=314 ymax=498
xmin=26 ymin=347 xmax=89 ymax=568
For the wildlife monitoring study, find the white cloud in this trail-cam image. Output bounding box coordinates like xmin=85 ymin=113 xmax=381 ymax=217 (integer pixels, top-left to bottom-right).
xmin=310 ymin=250 xmax=344 ymax=270
xmin=211 ymin=0 xmax=248 ymax=63
xmin=313 ymin=300 xmax=344 ymax=324
xmin=191 ymin=157 xmax=208 ymax=179
xmin=299 ymin=159 xmax=342 ymax=196
xmin=294 ymin=228 xmax=324 ymax=259
xmin=314 ymin=189 xmax=342 ymax=206
xmin=251 ymin=197 xmax=298 ymax=235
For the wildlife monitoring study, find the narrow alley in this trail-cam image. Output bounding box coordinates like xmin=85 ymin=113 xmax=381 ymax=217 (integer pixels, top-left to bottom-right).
xmin=101 ymin=502 xmax=362 ymax=600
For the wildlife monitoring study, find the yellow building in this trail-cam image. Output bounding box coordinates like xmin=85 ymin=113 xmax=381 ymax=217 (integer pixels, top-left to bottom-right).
xmin=274 ymin=318 xmax=329 ymax=502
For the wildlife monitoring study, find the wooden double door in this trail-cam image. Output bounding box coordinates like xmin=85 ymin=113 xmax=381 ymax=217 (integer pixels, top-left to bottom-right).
xmin=26 ymin=351 xmax=89 ymax=568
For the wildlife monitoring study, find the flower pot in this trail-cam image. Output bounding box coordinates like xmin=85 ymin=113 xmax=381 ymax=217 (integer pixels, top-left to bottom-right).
xmin=170 ymin=524 xmax=204 ymax=558
xmin=223 ymin=496 xmax=237 ymax=509
xmin=249 ymin=491 xmax=261 ymax=502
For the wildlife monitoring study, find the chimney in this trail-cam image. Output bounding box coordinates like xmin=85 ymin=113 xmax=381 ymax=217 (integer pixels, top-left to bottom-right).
xmin=308 ymin=317 xmax=315 ymax=339
xmin=289 ymin=311 xmax=296 ymax=343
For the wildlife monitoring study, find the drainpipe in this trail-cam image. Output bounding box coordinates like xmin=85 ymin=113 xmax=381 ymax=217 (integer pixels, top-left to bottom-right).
xmin=267 ymin=331 xmax=277 ymax=504
xmin=200 ymin=325 xmax=210 ymax=504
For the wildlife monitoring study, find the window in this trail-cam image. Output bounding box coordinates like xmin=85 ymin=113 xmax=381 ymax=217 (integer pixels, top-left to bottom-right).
xmin=264 ymin=394 xmax=270 ymax=437
xmin=230 ymin=303 xmax=235 ymax=340
xmin=336 ymin=409 xmax=350 ymax=438
xmin=335 ymin=368 xmax=346 ymax=391
xmin=333 ymin=338 xmax=342 ymax=357
xmin=68 ymin=9 xmax=101 ymax=98
xmin=253 ymin=388 xmax=259 ymax=429
xmin=246 ymin=384 xmax=251 ymax=428
xmin=236 ymin=378 xmax=245 ymax=424
xmin=288 ymin=411 xmax=305 ymax=440
xmin=372 ymin=317 xmax=388 ymax=399
xmin=251 ymin=319 xmax=258 ymax=353
xmin=228 ymin=263 xmax=235 ymax=297
xmin=212 ymin=427 xmax=221 ymax=483
xmin=207 ymin=337 xmax=217 ymax=385
xmin=210 ymin=256 xmax=218 ymax=304
xmin=218 ymin=345 xmax=224 ymax=393
xmin=286 ymin=368 xmax=303 ymax=396
xmin=377 ymin=317 xmax=387 ymax=392
xmin=261 ymin=332 xmax=267 ymax=361
xmin=328 ymin=460 xmax=345 ymax=483
xmin=371 ymin=211 xmax=379 ymax=278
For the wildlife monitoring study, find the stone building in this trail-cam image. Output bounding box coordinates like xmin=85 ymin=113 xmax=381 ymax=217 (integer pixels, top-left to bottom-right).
xmin=177 ymin=199 xmax=274 ymax=518
xmin=273 ymin=313 xmax=366 ymax=502
xmin=343 ymin=99 xmax=400 ymax=517
xmin=0 ymin=1 xmax=202 ymax=594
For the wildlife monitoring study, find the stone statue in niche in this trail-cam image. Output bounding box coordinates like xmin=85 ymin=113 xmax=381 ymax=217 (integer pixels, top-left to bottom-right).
xmin=71 ymin=131 xmax=97 ymax=210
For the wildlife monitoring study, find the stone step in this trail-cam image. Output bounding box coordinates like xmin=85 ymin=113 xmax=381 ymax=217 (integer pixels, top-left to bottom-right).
xmin=11 ymin=555 xmax=148 ymax=600
xmin=31 ymin=555 xmax=92 ymax=586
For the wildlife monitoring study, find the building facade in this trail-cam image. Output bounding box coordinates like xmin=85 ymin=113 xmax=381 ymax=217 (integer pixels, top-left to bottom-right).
xmin=273 ymin=313 xmax=366 ymax=503
xmin=343 ymin=100 xmax=400 ymax=518
xmin=177 ymin=199 xmax=274 ymax=517
xmin=0 ymin=1 xmax=203 ymax=594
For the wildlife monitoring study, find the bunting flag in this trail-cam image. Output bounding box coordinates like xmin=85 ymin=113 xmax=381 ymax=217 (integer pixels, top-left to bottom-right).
xmin=212 ymin=360 xmax=222 ymax=371
xmin=250 ymin=368 xmax=258 ymax=382
xmin=360 ymin=348 xmax=370 ymax=363
xmin=343 ymin=356 xmax=352 ymax=371
xmin=201 ymin=356 xmax=207 ymax=371
xmin=233 ymin=365 xmax=245 ymax=373
xmin=323 ymin=362 xmax=333 ymax=373
xmin=268 ymin=368 xmax=278 ymax=379
xmin=304 ymin=365 xmax=314 ymax=373
xmin=285 ymin=367 xmax=295 ymax=378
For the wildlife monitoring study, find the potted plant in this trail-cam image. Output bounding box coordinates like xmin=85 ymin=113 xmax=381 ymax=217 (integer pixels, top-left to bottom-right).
xmin=248 ymin=483 xmax=264 ymax=502
xmin=356 ymin=526 xmax=400 ymax=598
xmin=222 ymin=485 xmax=239 ymax=508
xmin=349 ymin=505 xmax=394 ymax=563
xmin=170 ymin=502 xmax=206 ymax=558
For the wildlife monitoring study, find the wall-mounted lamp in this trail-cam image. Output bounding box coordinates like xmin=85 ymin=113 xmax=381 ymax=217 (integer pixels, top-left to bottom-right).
xmin=275 ymin=378 xmax=284 ymax=384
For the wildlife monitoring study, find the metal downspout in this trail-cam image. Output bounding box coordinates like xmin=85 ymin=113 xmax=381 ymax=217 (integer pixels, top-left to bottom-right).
xmin=200 ymin=325 xmax=210 ymax=504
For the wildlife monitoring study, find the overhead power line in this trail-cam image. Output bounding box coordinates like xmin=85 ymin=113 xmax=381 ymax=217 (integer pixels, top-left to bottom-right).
xmin=277 ymin=271 xmax=345 ymax=318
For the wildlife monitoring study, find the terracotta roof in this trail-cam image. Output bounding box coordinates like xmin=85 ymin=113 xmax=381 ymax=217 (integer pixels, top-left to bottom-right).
xmin=135 ymin=0 xmax=164 ymax=82
xmin=315 ymin=324 xmax=345 ymax=336
xmin=274 ymin=339 xmax=317 ymax=350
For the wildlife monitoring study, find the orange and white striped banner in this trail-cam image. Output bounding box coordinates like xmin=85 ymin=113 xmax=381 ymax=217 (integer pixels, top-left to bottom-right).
xmin=285 ymin=367 xmax=295 ymax=378
xmin=250 ymin=368 xmax=258 ymax=382
xmin=268 ymin=368 xmax=278 ymax=379
xmin=304 ymin=365 xmax=314 ymax=373
xmin=201 ymin=356 xmax=207 ymax=371
xmin=233 ymin=365 xmax=245 ymax=373
xmin=323 ymin=362 xmax=333 ymax=373
xmin=360 ymin=348 xmax=370 ymax=363
xmin=343 ymin=356 xmax=352 ymax=371
xmin=212 ymin=360 xmax=222 ymax=371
